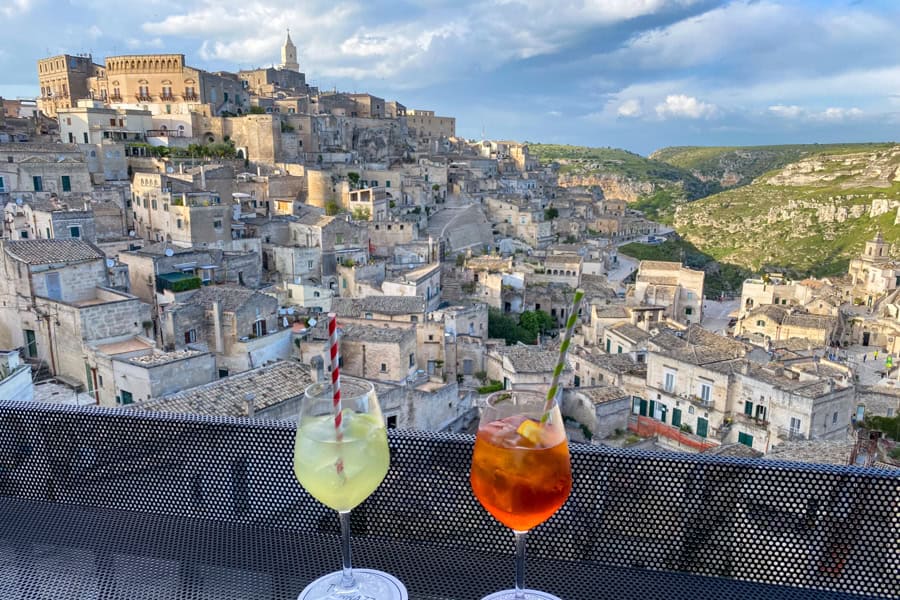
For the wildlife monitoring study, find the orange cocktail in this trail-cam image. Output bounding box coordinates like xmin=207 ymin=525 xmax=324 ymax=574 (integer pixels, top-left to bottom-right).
xmin=471 ymin=414 xmax=572 ymax=531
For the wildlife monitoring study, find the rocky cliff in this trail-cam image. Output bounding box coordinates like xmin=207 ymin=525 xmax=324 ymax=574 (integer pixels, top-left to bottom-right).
xmin=674 ymin=145 xmax=900 ymax=275
xmin=556 ymin=172 xmax=656 ymax=201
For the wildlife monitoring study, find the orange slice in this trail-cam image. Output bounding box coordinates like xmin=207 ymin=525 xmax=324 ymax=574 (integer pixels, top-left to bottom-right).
xmin=516 ymin=419 xmax=543 ymax=446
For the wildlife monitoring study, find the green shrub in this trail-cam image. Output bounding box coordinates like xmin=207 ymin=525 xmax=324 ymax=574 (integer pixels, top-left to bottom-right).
xmin=477 ymin=381 xmax=504 ymax=394
xmin=169 ymin=277 xmax=201 ymax=293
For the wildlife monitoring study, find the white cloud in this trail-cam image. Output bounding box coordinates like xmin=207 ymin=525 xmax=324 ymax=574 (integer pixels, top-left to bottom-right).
xmin=617 ymin=98 xmax=643 ymax=118
xmin=768 ymin=104 xmax=864 ymax=121
xmin=139 ymin=0 xmax=699 ymax=85
xmin=0 ymin=0 xmax=33 ymax=18
xmin=815 ymin=107 xmax=864 ymax=121
xmin=655 ymin=94 xmax=717 ymax=119
xmin=768 ymin=104 xmax=804 ymax=118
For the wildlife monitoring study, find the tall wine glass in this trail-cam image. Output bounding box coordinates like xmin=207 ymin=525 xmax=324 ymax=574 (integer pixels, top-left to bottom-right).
xmin=470 ymin=389 xmax=572 ymax=600
xmin=293 ymin=379 xmax=407 ymax=600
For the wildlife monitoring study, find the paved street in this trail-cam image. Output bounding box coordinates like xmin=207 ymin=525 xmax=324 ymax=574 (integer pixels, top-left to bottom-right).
xmin=700 ymin=299 xmax=740 ymax=334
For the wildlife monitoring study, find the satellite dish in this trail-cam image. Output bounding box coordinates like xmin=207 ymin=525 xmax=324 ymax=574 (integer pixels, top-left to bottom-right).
xmin=307 ymin=318 xmax=317 ymax=328
xmin=128 ymin=230 xmax=136 ymax=237
xmin=106 ymin=258 xmax=115 ymax=268
xmin=164 ymin=248 xmax=174 ymax=257
xmin=166 ymin=166 xmax=174 ymax=174
xmin=15 ymin=197 xmax=23 ymax=206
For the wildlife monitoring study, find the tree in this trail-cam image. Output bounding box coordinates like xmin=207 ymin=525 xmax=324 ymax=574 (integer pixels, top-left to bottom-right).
xmin=249 ymin=106 xmax=266 ymax=114
xmin=519 ymin=310 xmax=555 ymax=339
xmin=351 ymin=207 xmax=370 ymax=221
xmin=347 ymin=172 xmax=360 ymax=190
xmin=544 ymin=207 xmax=559 ymax=220
xmin=325 ymin=201 xmax=342 ymax=216
xmin=488 ymin=307 xmax=536 ymax=345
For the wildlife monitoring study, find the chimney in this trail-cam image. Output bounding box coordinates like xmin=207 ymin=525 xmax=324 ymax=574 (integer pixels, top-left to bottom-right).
xmin=244 ymin=393 xmax=255 ymax=418
xmin=200 ymin=165 xmax=207 ymax=190
xmin=212 ymin=300 xmax=225 ymax=353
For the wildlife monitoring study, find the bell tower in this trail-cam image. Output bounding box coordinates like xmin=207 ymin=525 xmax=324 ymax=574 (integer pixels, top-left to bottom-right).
xmin=281 ymin=29 xmax=299 ymax=72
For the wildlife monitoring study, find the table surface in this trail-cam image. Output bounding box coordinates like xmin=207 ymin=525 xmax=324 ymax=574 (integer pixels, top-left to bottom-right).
xmin=0 ymin=497 xmax=868 ymax=600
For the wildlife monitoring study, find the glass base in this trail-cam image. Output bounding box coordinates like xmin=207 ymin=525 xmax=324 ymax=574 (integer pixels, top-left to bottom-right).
xmin=298 ymin=568 xmax=408 ymax=600
xmin=481 ymin=590 xmax=561 ymax=600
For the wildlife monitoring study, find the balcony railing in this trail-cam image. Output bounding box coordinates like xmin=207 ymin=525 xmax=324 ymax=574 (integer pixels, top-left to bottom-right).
xmin=0 ymin=401 xmax=895 ymax=600
xmin=135 ymin=94 xmax=153 ymax=102
xmin=777 ymin=426 xmax=807 ymax=441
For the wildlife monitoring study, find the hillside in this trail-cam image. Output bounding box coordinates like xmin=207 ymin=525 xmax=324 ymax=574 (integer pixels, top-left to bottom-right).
xmin=675 ymin=145 xmax=900 ymax=276
xmin=652 ymin=143 xmax=894 ymax=188
xmin=529 ymin=144 xmax=719 ymax=204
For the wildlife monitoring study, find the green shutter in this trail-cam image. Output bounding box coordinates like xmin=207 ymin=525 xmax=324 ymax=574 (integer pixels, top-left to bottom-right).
xmin=672 ymin=408 xmax=682 ymax=427
xmin=744 ymin=401 xmax=753 ymax=416
xmin=605 ymin=339 xmax=610 ymax=352
xmin=738 ymin=432 xmax=754 ymax=447
xmin=639 ymin=399 xmax=648 ymax=417
xmin=696 ymin=417 xmax=709 ymax=438
xmin=649 ymin=400 xmax=656 ymax=420
xmin=61 ymin=175 xmax=71 ymax=192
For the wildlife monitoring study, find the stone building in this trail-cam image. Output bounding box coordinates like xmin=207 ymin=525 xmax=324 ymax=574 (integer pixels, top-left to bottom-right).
xmin=630 ymin=260 xmax=705 ymax=326
xmin=0 ymin=239 xmax=152 ymax=396
xmin=339 ymin=323 xmax=418 ymax=384
xmin=57 ymin=101 xmax=152 ymax=145
xmin=330 ymin=296 xmax=426 ymax=323
xmin=382 ymin=263 xmax=442 ymax=312
xmin=405 ymin=109 xmax=456 ymax=142
xmin=0 ymin=143 xmax=92 ymax=202
xmin=736 ymin=305 xmax=836 ymax=348
xmin=160 ymin=285 xmax=290 ymax=376
xmin=846 ymin=232 xmax=899 ymax=306
xmin=292 ymin=214 xmax=370 ymax=289
xmin=87 ymin=344 xmax=216 ymax=407
xmin=37 ymin=54 xmax=103 ymax=117
xmin=642 ymin=326 xmax=854 ymax=453
xmin=485 ymin=344 xmax=571 ymax=392
xmin=135 ymin=359 xmax=314 ymax=419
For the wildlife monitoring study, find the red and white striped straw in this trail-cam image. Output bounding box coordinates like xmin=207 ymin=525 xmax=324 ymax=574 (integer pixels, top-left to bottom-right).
xmin=328 ymin=313 xmax=345 ymax=475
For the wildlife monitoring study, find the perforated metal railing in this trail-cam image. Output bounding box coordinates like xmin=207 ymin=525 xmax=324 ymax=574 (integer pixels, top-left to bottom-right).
xmin=0 ymin=400 xmax=896 ymax=600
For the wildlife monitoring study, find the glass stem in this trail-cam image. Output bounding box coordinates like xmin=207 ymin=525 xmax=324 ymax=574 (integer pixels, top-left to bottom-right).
xmin=338 ymin=510 xmax=355 ymax=590
xmin=514 ymin=530 xmax=528 ymax=599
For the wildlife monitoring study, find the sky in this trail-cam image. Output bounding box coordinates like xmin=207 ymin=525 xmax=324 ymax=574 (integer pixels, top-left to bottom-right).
xmin=1 ymin=0 xmax=899 ymax=155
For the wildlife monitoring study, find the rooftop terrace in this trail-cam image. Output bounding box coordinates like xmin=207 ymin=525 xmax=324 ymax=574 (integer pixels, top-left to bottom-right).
xmin=0 ymin=401 xmax=894 ymax=599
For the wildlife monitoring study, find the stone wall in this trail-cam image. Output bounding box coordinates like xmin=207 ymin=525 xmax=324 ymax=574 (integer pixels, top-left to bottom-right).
xmin=32 ymin=259 xmax=108 ymax=303
xmin=112 ymin=352 xmax=217 ymax=405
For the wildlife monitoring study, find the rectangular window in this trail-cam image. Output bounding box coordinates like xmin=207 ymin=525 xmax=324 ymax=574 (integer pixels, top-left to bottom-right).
xmin=68 ymin=226 xmax=80 ymax=238
xmin=381 ymin=363 xmax=387 ymax=372
xmin=151 ymin=199 xmax=157 ymax=210
xmin=832 ymin=411 xmax=838 ymax=424
xmin=664 ymin=371 xmax=675 ymax=393
xmin=0 ymin=176 xmax=4 ymax=191
xmin=253 ymin=319 xmax=267 ymax=337
xmin=218 ymin=369 xmax=229 ymax=378
xmin=184 ymin=329 xmax=197 ymax=344
xmin=213 ymin=219 xmax=223 ymax=229
xmin=307 ymin=260 xmax=314 ymax=269
xmin=386 ymin=415 xmax=397 ymax=429
xmin=32 ymin=176 xmax=43 ymax=192
xmin=744 ymin=400 xmax=753 ymax=416
xmin=83 ymin=132 xmax=89 ymax=143
xmin=119 ymin=390 xmax=133 ymax=405
xmin=699 ymin=383 xmax=711 ymax=403
xmin=685 ymin=307 xmax=693 ymax=315
xmin=756 ymin=405 xmax=767 ymax=422
xmin=409 ymin=353 xmax=414 ymax=368
xmin=738 ymin=432 xmax=754 ymax=448
xmin=335 ymin=234 xmax=344 ymax=244
xmin=61 ymin=175 xmax=71 ymax=192
xmin=790 ymin=417 xmax=801 ymax=435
